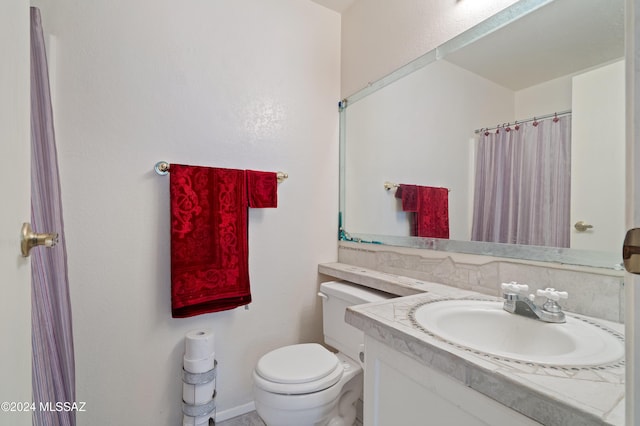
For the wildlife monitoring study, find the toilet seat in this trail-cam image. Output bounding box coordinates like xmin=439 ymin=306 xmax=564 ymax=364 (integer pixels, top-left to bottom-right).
xmin=254 ymin=343 xmax=344 ymax=395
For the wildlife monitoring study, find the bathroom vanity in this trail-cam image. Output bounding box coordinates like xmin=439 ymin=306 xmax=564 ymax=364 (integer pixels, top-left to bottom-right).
xmin=361 ymin=335 xmax=540 ymax=425
xmin=319 ymin=262 xmax=625 ymax=425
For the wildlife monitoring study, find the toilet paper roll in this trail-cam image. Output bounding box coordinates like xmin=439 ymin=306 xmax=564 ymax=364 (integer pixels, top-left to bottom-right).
xmin=183 ymin=353 xmax=215 ymax=374
xmin=184 ymin=329 xmax=215 ymax=361
xmin=183 ymin=379 xmax=216 ymax=405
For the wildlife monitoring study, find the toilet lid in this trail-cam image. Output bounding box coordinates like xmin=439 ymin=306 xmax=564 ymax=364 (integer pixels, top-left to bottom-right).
xmin=256 ymin=343 xmax=340 ymax=384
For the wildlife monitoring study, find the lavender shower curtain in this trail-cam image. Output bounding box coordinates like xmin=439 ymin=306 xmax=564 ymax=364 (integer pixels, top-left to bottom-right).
xmin=471 ymin=115 xmax=571 ymax=247
xmin=31 ymin=7 xmax=76 ymax=426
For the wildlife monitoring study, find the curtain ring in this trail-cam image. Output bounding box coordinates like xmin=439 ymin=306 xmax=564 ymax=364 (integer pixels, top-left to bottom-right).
xmin=553 ymin=112 xmax=559 ymax=123
xmin=532 ymin=117 xmax=539 ymax=127
xmin=514 ymin=120 xmax=520 ymax=131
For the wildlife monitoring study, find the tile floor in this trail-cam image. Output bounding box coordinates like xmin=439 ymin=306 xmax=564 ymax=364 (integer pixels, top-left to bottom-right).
xmin=217 ymin=411 xmax=265 ymax=426
xmin=216 ymin=410 xmax=363 ymax=426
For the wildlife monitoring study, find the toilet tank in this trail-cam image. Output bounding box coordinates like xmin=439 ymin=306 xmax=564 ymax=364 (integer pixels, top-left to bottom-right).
xmin=319 ymin=281 xmax=394 ymax=362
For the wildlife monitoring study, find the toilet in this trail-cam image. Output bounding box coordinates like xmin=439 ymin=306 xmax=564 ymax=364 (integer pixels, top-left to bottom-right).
xmin=252 ymin=281 xmax=393 ymax=426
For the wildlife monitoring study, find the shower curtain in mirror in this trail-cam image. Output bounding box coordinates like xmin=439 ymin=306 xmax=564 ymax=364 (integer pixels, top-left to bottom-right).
xmin=471 ymin=115 xmax=571 ymax=247
xmin=31 ymin=7 xmax=76 ymax=426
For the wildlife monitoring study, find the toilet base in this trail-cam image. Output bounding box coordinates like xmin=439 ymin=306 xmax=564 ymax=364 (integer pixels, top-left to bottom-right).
xmin=254 ymin=354 xmax=362 ymax=426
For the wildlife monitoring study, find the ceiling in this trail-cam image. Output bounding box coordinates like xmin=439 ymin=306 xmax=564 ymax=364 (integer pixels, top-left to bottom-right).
xmin=311 ymin=0 xmax=356 ymax=13
xmin=443 ymin=0 xmax=625 ymax=90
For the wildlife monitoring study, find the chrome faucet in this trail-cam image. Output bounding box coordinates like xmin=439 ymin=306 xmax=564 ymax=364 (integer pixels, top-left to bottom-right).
xmin=501 ymin=282 xmax=567 ymax=323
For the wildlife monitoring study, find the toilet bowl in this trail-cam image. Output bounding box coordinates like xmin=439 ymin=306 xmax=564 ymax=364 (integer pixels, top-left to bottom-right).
xmin=253 ymin=344 xmax=362 ymax=426
xmin=252 ymin=281 xmax=393 ymax=426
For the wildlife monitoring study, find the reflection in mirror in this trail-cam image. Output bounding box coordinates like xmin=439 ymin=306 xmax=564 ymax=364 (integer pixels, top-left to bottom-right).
xmin=340 ymin=0 xmax=624 ymax=269
xmin=471 ymin=113 xmax=572 ymax=248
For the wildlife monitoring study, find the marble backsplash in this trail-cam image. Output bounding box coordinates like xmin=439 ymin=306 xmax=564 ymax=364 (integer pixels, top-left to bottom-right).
xmin=337 ymin=241 xmax=625 ymax=323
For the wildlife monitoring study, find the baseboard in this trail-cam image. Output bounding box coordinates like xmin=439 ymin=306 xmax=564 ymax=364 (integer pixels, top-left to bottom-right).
xmin=216 ymin=401 xmax=256 ymax=422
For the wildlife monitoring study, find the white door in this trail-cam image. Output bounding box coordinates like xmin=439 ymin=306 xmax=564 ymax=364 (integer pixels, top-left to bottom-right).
xmin=570 ymin=60 xmax=626 ymax=253
xmin=0 ymin=2 xmax=32 ymax=426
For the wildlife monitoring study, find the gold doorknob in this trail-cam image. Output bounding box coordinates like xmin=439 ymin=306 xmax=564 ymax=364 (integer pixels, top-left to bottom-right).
xmin=21 ymin=222 xmax=58 ymax=257
xmin=574 ymin=221 xmax=594 ymax=232
xmin=624 ymin=228 xmax=640 ymax=274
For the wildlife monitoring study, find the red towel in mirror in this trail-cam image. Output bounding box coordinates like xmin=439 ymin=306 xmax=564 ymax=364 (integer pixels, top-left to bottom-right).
xmin=394 ymin=184 xmax=418 ymax=212
xmin=396 ymin=184 xmax=449 ymax=239
xmin=170 ymin=164 xmax=277 ymax=318
xmin=415 ymin=186 xmax=449 ymax=239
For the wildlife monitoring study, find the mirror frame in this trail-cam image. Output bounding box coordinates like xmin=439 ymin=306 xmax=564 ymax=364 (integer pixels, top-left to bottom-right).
xmin=338 ymin=0 xmax=622 ymax=270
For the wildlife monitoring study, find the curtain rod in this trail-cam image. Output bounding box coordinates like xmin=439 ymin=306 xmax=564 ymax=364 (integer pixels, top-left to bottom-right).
xmin=474 ymin=109 xmax=571 ymax=134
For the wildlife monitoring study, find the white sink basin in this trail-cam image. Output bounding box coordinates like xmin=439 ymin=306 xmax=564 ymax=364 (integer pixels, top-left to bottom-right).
xmin=411 ymin=299 xmax=624 ymax=367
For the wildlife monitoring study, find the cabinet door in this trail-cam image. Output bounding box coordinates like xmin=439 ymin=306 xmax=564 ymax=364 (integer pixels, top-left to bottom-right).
xmin=363 ymin=337 xmax=540 ymax=426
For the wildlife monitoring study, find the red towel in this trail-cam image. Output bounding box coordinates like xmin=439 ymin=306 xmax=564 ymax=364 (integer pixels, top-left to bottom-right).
xmin=247 ymin=170 xmax=277 ymax=208
xmin=394 ymin=184 xmax=418 ymax=212
xmin=415 ymin=186 xmax=449 ymax=239
xmin=397 ymin=184 xmax=449 ymax=239
xmin=170 ymin=164 xmax=277 ymax=318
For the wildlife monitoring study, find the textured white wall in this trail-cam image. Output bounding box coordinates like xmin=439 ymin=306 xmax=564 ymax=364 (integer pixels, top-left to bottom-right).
xmin=32 ymin=0 xmax=340 ymax=424
xmin=341 ymin=0 xmax=520 ymax=97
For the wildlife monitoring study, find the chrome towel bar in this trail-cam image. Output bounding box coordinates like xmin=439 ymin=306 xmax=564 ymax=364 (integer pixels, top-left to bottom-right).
xmin=154 ymin=161 xmax=288 ymax=183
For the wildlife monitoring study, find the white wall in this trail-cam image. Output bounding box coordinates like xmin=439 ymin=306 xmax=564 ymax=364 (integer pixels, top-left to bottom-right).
xmin=341 ymin=0 xmax=520 ymax=97
xmin=515 ymin=75 xmax=572 ymax=118
xmin=31 ymin=1 xmax=340 ymax=424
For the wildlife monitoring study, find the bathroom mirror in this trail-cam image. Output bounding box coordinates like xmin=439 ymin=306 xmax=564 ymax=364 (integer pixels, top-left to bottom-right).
xmin=339 ymin=0 xmax=625 ymax=269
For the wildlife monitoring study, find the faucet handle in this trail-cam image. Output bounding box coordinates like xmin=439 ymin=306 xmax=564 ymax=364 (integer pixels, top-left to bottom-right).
xmin=536 ymin=288 xmax=568 ymax=302
xmin=501 ymin=282 xmax=529 ymax=294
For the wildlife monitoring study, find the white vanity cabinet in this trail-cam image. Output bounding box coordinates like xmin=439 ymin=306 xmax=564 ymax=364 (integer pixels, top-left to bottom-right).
xmin=362 ymin=336 xmax=541 ymax=426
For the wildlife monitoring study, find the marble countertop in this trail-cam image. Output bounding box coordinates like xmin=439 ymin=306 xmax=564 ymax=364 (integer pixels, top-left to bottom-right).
xmin=318 ymin=262 xmax=439 ymax=296
xmin=319 ymin=262 xmax=625 ymax=425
